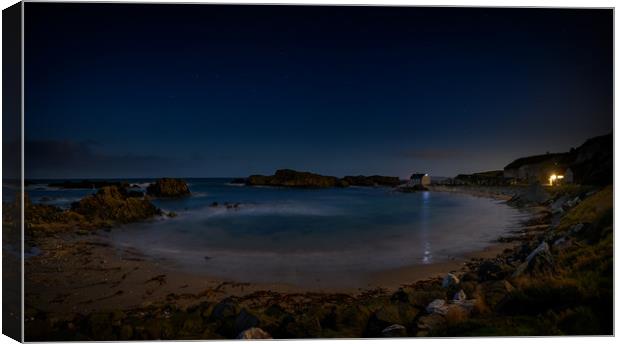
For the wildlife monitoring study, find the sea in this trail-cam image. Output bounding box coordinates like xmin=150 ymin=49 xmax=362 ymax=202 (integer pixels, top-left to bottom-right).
xmin=19 ymin=178 xmax=528 ymax=288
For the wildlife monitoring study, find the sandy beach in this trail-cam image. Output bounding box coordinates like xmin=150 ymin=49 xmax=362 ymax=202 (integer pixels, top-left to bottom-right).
xmin=24 ymin=186 xmax=540 ymax=319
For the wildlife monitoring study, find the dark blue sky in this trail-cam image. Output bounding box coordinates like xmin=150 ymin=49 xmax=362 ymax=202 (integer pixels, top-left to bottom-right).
xmin=25 ymin=4 xmax=612 ymax=179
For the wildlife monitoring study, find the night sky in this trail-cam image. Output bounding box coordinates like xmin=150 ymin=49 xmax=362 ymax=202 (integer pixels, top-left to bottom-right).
xmin=25 ymin=4 xmax=612 ymax=179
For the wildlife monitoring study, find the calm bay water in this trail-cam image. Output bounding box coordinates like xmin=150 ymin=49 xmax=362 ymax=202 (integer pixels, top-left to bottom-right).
xmin=23 ymin=178 xmax=527 ymax=288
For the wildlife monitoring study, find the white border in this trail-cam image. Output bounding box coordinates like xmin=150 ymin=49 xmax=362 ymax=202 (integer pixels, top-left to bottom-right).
xmin=0 ymin=1 xmax=616 ymax=344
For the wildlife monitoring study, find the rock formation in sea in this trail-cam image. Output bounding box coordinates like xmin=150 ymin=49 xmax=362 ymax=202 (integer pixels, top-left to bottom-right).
xmin=245 ymin=169 xmax=401 ymax=188
xmin=146 ymin=178 xmax=191 ymax=197
xmin=18 ymin=185 xmax=162 ymax=237
xmin=71 ymin=185 xmax=162 ymax=224
xmin=246 ymin=169 xmax=343 ymax=188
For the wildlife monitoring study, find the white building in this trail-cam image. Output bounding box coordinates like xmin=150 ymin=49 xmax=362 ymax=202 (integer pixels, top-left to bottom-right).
xmin=408 ymin=173 xmax=431 ymax=187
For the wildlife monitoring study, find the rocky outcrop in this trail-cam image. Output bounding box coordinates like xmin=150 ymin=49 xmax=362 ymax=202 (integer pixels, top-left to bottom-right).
xmin=146 ymin=178 xmax=191 ymax=198
xmin=244 ymin=170 xmax=402 ymax=188
xmin=247 ymin=169 xmax=343 ymax=188
xmin=71 ymin=186 xmax=161 ymax=224
xmin=20 ymin=185 xmax=162 ymax=237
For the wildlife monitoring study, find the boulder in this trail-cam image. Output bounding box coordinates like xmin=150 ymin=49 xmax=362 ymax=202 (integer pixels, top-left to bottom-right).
xmin=441 ymin=273 xmax=460 ymax=288
xmin=381 ymin=324 xmax=407 ymax=337
xmin=146 ymin=178 xmax=191 ymax=198
xmin=237 ymin=327 xmax=272 ymax=339
xmin=425 ymin=299 xmax=448 ymax=315
xmin=512 ymin=241 xmax=555 ymax=277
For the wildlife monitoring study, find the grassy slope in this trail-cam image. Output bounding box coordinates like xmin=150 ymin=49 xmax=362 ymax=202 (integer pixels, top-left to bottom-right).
xmin=441 ymin=185 xmax=613 ymax=336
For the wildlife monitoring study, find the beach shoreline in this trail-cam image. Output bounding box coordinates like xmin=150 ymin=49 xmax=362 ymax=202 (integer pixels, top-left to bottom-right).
xmin=24 ymin=185 xmax=541 ymax=317
xmin=22 ymin=181 xmax=613 ymax=340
